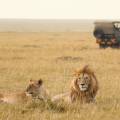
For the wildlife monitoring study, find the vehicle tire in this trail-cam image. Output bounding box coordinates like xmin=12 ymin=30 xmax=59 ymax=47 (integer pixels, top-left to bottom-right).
xmin=111 ymin=43 xmax=120 ymax=48
xmin=94 ymin=29 xmax=104 ymax=39
xmin=99 ymin=44 xmax=107 ymax=49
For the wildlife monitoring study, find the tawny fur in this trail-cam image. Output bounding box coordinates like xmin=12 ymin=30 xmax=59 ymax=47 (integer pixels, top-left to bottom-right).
xmin=0 ymin=92 xmax=32 ymax=104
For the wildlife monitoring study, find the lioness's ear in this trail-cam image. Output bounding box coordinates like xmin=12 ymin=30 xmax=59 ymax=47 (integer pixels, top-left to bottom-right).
xmin=38 ymin=79 xmax=43 ymax=85
xmin=29 ymin=79 xmax=34 ymax=84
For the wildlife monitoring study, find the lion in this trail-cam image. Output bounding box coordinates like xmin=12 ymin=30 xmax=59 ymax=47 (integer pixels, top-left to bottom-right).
xmin=70 ymin=65 xmax=99 ymax=103
xmin=52 ymin=65 xmax=99 ymax=104
xmin=0 ymin=79 xmax=49 ymax=104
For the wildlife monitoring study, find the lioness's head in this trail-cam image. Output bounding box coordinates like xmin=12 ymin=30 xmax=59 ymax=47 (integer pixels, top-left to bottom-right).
xmin=25 ymin=79 xmax=43 ymax=98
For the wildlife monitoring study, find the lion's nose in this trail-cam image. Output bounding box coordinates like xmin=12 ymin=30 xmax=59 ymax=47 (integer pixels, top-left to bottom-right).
xmin=29 ymin=92 xmax=33 ymax=94
xmin=80 ymin=83 xmax=85 ymax=86
xmin=30 ymin=92 xmax=33 ymax=94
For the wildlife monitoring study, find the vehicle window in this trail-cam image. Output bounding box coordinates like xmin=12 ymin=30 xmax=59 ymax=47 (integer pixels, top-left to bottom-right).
xmin=114 ymin=23 xmax=120 ymax=30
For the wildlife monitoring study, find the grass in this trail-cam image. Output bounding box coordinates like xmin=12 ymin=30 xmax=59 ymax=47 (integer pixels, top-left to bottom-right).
xmin=0 ymin=32 xmax=120 ymax=120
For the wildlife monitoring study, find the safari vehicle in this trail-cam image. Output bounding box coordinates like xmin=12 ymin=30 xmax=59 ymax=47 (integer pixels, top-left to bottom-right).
xmin=93 ymin=21 xmax=120 ymax=48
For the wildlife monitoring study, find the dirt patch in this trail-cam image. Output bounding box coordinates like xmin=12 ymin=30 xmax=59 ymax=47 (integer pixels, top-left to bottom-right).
xmin=56 ymin=56 xmax=83 ymax=62
xmin=0 ymin=57 xmax=25 ymax=61
xmin=23 ymin=45 xmax=41 ymax=48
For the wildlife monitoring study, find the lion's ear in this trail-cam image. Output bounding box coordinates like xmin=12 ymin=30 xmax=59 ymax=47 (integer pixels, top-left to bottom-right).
xmin=37 ymin=79 xmax=43 ymax=86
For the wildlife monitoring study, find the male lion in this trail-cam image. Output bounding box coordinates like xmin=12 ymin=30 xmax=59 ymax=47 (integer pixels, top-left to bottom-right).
xmin=52 ymin=65 xmax=98 ymax=104
xmin=70 ymin=65 xmax=99 ymax=103
xmin=0 ymin=79 xmax=49 ymax=104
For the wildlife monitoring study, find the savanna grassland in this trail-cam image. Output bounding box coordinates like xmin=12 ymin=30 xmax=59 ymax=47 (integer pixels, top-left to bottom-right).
xmin=0 ymin=32 xmax=120 ymax=120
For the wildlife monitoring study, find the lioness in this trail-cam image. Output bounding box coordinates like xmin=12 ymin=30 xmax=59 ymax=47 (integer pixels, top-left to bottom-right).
xmin=0 ymin=79 xmax=48 ymax=104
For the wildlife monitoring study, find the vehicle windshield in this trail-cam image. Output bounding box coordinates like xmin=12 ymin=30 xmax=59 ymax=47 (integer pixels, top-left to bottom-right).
xmin=114 ymin=23 xmax=120 ymax=30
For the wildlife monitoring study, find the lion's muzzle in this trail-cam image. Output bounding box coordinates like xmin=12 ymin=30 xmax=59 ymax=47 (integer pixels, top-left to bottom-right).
xmin=79 ymin=84 xmax=88 ymax=91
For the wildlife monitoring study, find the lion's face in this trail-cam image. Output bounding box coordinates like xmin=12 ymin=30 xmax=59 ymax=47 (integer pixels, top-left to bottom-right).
xmin=76 ymin=73 xmax=91 ymax=92
xmin=25 ymin=79 xmax=43 ymax=98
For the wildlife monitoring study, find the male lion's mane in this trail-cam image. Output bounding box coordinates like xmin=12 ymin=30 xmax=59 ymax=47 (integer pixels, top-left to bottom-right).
xmin=70 ymin=65 xmax=99 ymax=103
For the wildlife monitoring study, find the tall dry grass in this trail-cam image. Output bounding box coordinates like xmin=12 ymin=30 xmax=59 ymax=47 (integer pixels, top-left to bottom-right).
xmin=0 ymin=32 xmax=120 ymax=120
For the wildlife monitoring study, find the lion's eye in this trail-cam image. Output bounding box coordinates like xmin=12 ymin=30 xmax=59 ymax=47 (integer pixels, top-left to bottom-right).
xmin=84 ymin=76 xmax=89 ymax=80
xmin=78 ymin=77 xmax=82 ymax=80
